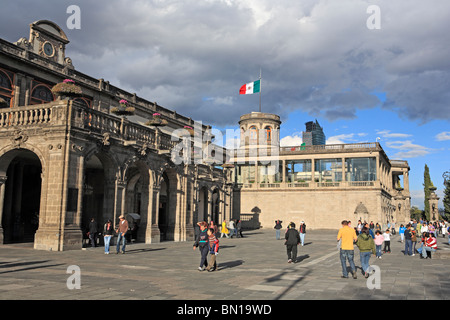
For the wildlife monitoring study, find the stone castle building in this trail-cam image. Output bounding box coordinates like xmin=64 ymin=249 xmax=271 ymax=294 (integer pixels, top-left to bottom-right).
xmin=230 ymin=112 xmax=411 ymax=230
xmin=0 ymin=20 xmax=233 ymax=250
xmin=0 ymin=20 xmax=411 ymax=250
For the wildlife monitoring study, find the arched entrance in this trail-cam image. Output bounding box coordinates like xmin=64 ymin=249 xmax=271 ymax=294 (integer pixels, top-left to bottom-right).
xmin=0 ymin=149 xmax=42 ymax=243
xmin=211 ymin=188 xmax=220 ymax=225
xmin=82 ymin=152 xmax=115 ymax=241
xmin=158 ymin=168 xmax=177 ymax=241
xmin=197 ymin=186 xmax=209 ymax=223
xmin=123 ymin=160 xmax=150 ymax=243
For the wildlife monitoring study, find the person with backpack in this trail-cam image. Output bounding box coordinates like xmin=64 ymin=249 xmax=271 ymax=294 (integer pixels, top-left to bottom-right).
xmin=356 ymin=226 xmax=376 ymax=278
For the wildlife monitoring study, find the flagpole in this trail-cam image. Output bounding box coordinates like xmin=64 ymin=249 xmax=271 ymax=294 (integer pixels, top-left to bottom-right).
xmin=259 ymin=68 xmax=262 ymax=113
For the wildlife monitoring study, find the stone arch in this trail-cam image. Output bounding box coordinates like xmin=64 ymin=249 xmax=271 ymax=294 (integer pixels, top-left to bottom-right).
xmin=0 ymin=148 xmax=43 ymax=243
xmin=158 ymin=166 xmax=178 ymax=241
xmin=354 ymin=202 xmax=369 ymax=224
xmin=123 ymin=158 xmax=151 ymax=242
xmin=197 ymin=184 xmax=209 ymax=223
xmin=81 ymin=148 xmax=119 ymax=235
xmin=211 ymin=186 xmax=221 ymax=225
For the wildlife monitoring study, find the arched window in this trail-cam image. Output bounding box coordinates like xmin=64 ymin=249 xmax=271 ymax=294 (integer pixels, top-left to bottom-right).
xmin=30 ymin=81 xmax=54 ymax=105
xmin=265 ymin=126 xmax=272 ymax=145
xmin=0 ymin=68 xmax=14 ymax=108
xmin=249 ymin=126 xmax=258 ymax=145
xmin=74 ymin=97 xmax=92 ymax=109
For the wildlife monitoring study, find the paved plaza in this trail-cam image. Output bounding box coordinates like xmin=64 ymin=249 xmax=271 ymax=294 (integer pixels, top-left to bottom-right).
xmin=0 ymin=228 xmax=449 ymax=301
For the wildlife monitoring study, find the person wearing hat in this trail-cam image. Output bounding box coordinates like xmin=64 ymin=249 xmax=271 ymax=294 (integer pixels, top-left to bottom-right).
xmin=116 ymin=215 xmax=129 ymax=254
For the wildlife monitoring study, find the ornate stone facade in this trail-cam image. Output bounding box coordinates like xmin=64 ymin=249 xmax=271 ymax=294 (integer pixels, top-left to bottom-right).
xmin=0 ymin=21 xmax=232 ymax=250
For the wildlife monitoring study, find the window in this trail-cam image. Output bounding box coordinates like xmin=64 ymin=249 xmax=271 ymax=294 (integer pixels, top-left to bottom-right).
xmin=0 ymin=68 xmax=14 ymax=108
xmin=286 ymin=160 xmax=312 ymax=182
xmin=345 ymin=157 xmax=376 ymax=181
xmin=30 ymin=81 xmax=54 ymax=105
xmin=249 ymin=126 xmax=258 ymax=145
xmin=265 ymin=126 xmax=272 ymax=145
xmin=315 ymin=158 xmax=342 ymax=182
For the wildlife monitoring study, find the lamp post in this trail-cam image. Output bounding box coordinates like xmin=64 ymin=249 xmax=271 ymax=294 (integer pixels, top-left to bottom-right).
xmin=443 ymin=171 xmax=450 ymax=185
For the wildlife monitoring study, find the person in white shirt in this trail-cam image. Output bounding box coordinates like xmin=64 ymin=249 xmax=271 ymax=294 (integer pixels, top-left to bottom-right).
xmin=382 ymin=229 xmax=391 ymax=253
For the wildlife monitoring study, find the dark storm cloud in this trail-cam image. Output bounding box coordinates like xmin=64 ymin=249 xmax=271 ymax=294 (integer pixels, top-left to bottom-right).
xmin=1 ymin=0 xmax=449 ymax=127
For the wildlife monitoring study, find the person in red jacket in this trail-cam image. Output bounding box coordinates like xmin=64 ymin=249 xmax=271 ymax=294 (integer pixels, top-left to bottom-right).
xmin=421 ymin=232 xmax=437 ymax=259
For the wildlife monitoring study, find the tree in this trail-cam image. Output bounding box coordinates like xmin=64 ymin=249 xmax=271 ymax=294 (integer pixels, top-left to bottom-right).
xmin=410 ymin=206 xmax=424 ymax=221
xmin=443 ymin=177 xmax=450 ymax=221
xmin=423 ymin=164 xmax=432 ymax=221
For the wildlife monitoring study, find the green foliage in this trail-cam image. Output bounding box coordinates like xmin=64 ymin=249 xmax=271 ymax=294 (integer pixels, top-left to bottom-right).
xmin=423 ymin=164 xmax=431 ymax=220
xmin=410 ymin=206 xmax=424 ymax=221
xmin=443 ymin=180 xmax=450 ymax=221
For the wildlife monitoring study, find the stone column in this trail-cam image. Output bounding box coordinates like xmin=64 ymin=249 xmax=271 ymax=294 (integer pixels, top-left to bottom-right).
xmin=0 ymin=176 xmax=7 ymax=244
xmin=428 ymin=187 xmax=440 ymax=221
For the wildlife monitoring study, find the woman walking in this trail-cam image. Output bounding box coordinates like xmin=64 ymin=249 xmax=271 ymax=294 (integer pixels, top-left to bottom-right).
xmin=356 ymin=227 xmax=376 ymax=278
xmin=103 ymin=220 xmax=114 ymax=254
xmin=299 ymin=221 xmax=306 ymax=246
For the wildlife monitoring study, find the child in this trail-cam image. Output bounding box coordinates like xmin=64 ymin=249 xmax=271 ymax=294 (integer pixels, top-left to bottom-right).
xmin=193 ymin=222 xmax=209 ymax=271
xmin=206 ymin=228 xmax=219 ymax=272
xmin=382 ymin=229 xmax=391 ymax=253
xmin=374 ymin=230 xmax=384 ymax=259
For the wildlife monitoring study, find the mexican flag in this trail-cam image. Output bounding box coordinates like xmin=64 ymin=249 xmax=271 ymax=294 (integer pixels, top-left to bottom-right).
xmin=239 ymin=79 xmax=261 ymax=95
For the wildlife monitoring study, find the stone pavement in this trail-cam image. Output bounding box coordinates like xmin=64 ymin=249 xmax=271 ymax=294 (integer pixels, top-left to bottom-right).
xmin=0 ymin=228 xmax=449 ymax=301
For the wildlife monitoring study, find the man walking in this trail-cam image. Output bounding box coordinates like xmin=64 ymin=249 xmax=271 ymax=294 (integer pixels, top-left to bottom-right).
xmin=116 ymin=215 xmax=128 ymax=254
xmin=404 ymin=224 xmax=413 ymax=256
xmin=337 ymin=220 xmax=358 ymax=279
xmin=285 ymin=222 xmax=300 ymax=263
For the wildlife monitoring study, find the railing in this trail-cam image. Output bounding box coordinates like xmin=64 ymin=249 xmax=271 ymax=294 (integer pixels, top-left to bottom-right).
xmin=0 ymin=101 xmax=177 ymax=152
xmin=0 ymin=103 xmax=52 ymax=127
xmin=235 ymin=180 xmax=379 ymax=190
xmin=280 ymin=142 xmax=379 ymax=153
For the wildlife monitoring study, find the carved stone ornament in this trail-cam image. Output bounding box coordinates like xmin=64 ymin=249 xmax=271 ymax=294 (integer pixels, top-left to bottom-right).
xmin=102 ymin=133 xmax=111 ymax=146
xmin=11 ymin=129 xmax=28 ymax=147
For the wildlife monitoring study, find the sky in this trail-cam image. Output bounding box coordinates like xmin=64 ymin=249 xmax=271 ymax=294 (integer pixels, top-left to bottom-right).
xmin=1 ymin=0 xmax=449 ymax=209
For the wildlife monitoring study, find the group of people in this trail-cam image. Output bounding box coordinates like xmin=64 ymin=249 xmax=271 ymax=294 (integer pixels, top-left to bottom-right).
xmin=273 ymin=220 xmax=307 ymax=263
xmin=398 ymin=219 xmax=448 ymax=258
xmin=338 ymin=218 xmax=448 ymax=279
xmin=193 ymin=221 xmax=220 ymax=272
xmin=87 ymin=215 xmax=129 ymax=254
xmin=219 ymin=219 xmax=243 ymax=238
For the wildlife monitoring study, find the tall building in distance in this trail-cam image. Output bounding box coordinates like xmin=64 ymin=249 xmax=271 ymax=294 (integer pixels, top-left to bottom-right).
xmin=303 ymin=120 xmax=326 ymax=146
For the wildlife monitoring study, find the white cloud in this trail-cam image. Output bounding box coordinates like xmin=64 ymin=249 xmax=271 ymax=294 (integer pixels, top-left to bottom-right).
xmin=280 ymin=134 xmax=303 ymax=147
xmin=1 ymin=0 xmax=450 ymax=126
xmin=385 ymin=140 xmax=432 ymax=159
xmin=326 ymin=133 xmax=355 ymax=145
xmin=435 ymin=131 xmax=450 ymax=141
xmin=376 ymin=130 xmax=412 ymax=139
xmin=326 ymin=132 xmax=368 ymax=145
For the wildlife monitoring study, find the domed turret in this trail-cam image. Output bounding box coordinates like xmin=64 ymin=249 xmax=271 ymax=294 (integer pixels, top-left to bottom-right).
xmin=238 ymin=112 xmax=281 ymax=148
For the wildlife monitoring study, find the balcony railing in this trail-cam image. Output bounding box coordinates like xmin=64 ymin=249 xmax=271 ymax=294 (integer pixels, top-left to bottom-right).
xmin=280 ymin=142 xmax=379 ymax=154
xmin=0 ymin=100 xmax=178 ymax=151
xmin=235 ymin=180 xmax=379 ymax=190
